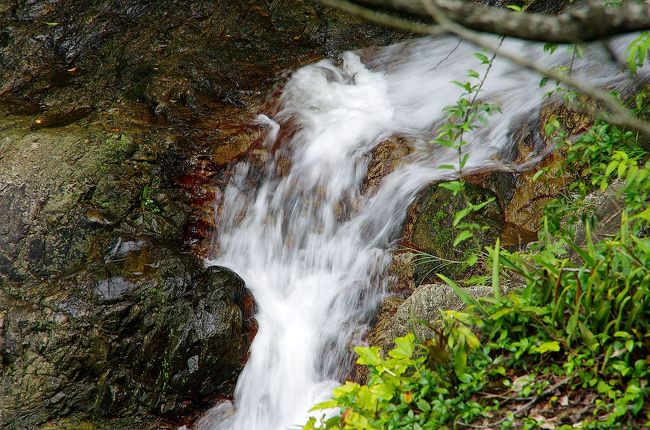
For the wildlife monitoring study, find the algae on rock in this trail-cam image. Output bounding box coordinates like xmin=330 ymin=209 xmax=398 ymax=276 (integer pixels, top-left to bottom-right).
xmin=410 ymin=183 xmax=504 ymax=283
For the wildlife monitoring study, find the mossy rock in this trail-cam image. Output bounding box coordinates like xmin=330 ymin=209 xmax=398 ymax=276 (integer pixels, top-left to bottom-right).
xmin=0 ymin=0 xmax=406 ymax=427
xmin=367 ymin=284 xmax=493 ymax=353
xmin=410 ymin=183 xmax=504 ymax=283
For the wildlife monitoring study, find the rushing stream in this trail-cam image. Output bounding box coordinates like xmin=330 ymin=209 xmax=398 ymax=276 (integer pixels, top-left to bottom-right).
xmin=200 ymin=35 xmax=638 ymax=430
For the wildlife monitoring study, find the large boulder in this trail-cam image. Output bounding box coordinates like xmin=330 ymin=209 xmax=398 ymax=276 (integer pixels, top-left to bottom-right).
xmin=367 ymin=284 xmax=493 ymax=352
xmin=0 ymin=0 xmax=405 ymax=427
xmin=0 ymin=250 xmax=251 ymax=429
xmin=0 ymin=114 xmax=254 ymax=428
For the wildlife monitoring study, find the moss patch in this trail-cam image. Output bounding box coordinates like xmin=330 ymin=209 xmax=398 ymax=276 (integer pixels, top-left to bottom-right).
xmin=410 ymin=183 xmax=503 ymax=282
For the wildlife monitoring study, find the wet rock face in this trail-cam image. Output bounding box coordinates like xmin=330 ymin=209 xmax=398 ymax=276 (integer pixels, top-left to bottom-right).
xmin=361 ymin=99 xmax=585 ymax=374
xmin=0 ymin=0 xmax=406 ymax=255
xmin=1 ymin=0 xmax=404 ymax=115
xmin=471 ymin=104 xmax=586 ymax=247
xmin=0 ymin=0 xmax=404 ymax=428
xmin=1 ymin=253 xmax=251 ymax=429
xmin=409 ymin=183 xmax=504 ymax=283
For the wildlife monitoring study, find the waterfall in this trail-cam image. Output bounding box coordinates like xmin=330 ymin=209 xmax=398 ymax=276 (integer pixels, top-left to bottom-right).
xmin=199 ymin=35 xmax=637 ymax=430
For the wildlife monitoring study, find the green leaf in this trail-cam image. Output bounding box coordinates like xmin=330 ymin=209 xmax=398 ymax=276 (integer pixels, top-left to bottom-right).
xmin=356 ymin=386 xmax=376 ymax=411
xmin=453 ymin=207 xmax=472 ymax=227
xmin=464 ymin=330 xmax=481 ymax=350
xmin=458 ymin=373 xmax=473 ymax=383
xmin=566 ymin=240 xmax=596 ymax=267
xmin=452 ymin=80 xmax=472 ymax=92
xmin=464 ymin=253 xmax=479 ymax=267
xmin=605 ymin=160 xmax=619 ymax=177
xmin=453 ymin=230 xmax=473 ymax=247
xmin=470 ymin=197 xmax=495 ymax=212
xmin=434 ymin=138 xmax=456 ymax=148
xmin=389 ymin=334 xmax=415 ymax=359
xmin=439 ymin=181 xmax=464 ymax=194
xmin=310 ymin=399 xmax=339 ymax=411
xmin=370 ymin=383 xmax=395 ymax=401
xmin=625 ymin=31 xmax=650 ymax=74
xmin=617 ymin=159 xmax=628 ymax=178
xmin=614 ymin=331 xmax=632 ymax=339
xmin=303 ymin=416 xmax=317 ymax=429
xmin=491 ymin=238 xmax=501 ymax=298
xmin=489 ymin=307 xmax=513 ymax=320
xmin=539 ymin=76 xmax=549 ymax=88
xmin=355 ymin=346 xmax=382 ymax=366
xmin=460 ymin=153 xmax=470 ymax=169
xmin=438 ymin=274 xmax=487 ymax=316
xmin=578 ymin=322 xmax=598 ymax=351
xmin=532 ymin=169 xmax=546 ymax=181
xmin=597 ymin=379 xmax=610 ymax=394
xmin=467 ymin=69 xmax=480 ymax=79
xmin=453 ymin=347 xmax=467 ymax=375
xmin=543 ymin=43 xmax=558 ymax=54
xmin=416 ymin=399 xmax=431 ymax=412
xmin=474 ymin=52 xmax=489 ymax=65
xmin=633 ymin=206 xmax=650 ymax=221
xmin=335 ymin=382 xmax=360 ymax=395
xmin=532 ymin=341 xmax=560 ymax=354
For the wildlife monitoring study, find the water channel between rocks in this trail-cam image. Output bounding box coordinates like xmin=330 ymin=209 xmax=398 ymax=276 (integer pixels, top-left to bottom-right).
xmin=197 ymin=35 xmax=636 ymax=430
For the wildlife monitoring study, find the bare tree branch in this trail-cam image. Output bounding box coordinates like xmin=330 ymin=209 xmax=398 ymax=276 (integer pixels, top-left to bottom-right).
xmin=343 ymin=0 xmax=650 ymax=43
xmin=419 ymin=0 xmax=650 ymax=143
xmin=319 ymin=0 xmax=650 ymax=146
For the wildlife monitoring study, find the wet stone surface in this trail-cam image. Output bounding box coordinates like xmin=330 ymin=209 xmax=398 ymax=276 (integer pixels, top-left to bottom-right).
xmin=0 ymin=0 xmax=404 ymax=428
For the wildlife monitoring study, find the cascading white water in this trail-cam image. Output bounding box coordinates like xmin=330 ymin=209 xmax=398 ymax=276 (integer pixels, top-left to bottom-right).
xmin=201 ymin=35 xmax=638 ymax=430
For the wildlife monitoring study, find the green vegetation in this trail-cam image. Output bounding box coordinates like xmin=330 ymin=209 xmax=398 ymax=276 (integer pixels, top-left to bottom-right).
xmin=425 ymin=44 xmax=502 ymax=271
xmin=141 ymin=177 xmax=163 ymax=214
xmin=302 ymin=34 xmax=650 ymax=430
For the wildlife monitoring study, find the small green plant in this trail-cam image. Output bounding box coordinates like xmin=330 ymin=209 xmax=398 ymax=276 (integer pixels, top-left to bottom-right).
xmin=304 ymin=218 xmax=650 ymax=428
xmin=304 ymin=327 xmax=490 ymax=430
xmin=431 ymin=45 xmax=502 ymax=270
xmin=626 ymin=32 xmax=650 ymax=74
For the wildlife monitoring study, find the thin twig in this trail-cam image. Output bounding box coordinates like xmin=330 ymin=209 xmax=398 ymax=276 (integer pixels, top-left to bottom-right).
xmin=454 ymin=422 xmax=491 ymax=429
xmin=431 ymin=38 xmax=462 ymax=72
xmin=419 ymin=0 xmax=650 ymax=147
xmin=319 ymin=0 xmax=650 ymax=148
xmin=492 ymin=378 xmax=570 ymax=426
xmin=478 ymin=391 xmax=534 ymax=401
